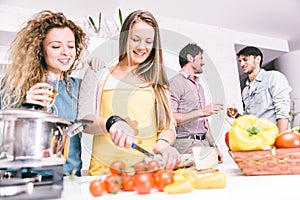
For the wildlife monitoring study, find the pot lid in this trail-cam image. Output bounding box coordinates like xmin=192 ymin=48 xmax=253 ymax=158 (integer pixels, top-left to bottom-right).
xmin=0 ymin=108 xmax=71 ymax=125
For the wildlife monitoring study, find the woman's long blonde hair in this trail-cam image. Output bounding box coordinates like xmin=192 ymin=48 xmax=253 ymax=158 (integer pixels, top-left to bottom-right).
xmin=0 ymin=10 xmax=88 ymax=109
xmin=118 ymin=10 xmax=173 ymax=132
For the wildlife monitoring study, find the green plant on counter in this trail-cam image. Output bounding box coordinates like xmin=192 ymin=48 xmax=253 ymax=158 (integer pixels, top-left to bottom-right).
xmin=118 ymin=8 xmax=123 ymax=26
xmin=289 ymin=98 xmax=300 ymax=128
xmin=64 ymin=169 xmax=77 ymax=182
xmin=87 ymin=12 xmax=101 ymax=34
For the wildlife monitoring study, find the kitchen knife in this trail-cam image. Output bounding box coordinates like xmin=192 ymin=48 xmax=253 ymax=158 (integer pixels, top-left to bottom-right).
xmin=131 ymin=143 xmax=155 ymax=159
xmin=65 ymin=119 xmax=94 ymax=137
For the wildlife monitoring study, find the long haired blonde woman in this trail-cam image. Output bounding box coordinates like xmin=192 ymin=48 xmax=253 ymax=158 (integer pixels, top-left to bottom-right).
xmin=78 ymin=10 xmax=180 ymax=175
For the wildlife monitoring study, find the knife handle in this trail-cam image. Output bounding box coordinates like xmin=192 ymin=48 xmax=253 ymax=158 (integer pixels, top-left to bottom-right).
xmin=131 ymin=143 xmax=137 ymax=148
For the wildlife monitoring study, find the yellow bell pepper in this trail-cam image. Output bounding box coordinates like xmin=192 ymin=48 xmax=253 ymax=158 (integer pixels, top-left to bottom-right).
xmin=163 ymin=179 xmax=193 ymax=194
xmin=193 ymin=171 xmax=226 ymax=189
xmin=174 ymin=169 xmax=198 ymax=187
xmin=229 ymin=115 xmax=278 ymax=151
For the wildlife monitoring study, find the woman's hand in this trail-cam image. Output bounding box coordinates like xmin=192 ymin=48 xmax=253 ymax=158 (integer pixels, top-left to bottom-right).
xmin=87 ymin=57 xmax=105 ymax=72
xmin=109 ymin=120 xmax=135 ymax=148
xmin=153 ymin=140 xmax=180 ymax=169
xmin=25 ymin=82 xmax=53 ymax=107
xmin=215 ymin=147 xmax=223 ymax=164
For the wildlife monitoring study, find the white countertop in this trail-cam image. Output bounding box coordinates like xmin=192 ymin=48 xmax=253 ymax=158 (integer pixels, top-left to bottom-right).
xmin=58 ymin=147 xmax=300 ymax=200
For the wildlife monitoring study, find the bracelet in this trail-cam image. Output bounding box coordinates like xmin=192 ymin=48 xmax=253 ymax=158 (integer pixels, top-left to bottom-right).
xmin=156 ymin=138 xmax=170 ymax=144
xmin=209 ymin=143 xmax=217 ymax=147
xmin=105 ymin=115 xmax=126 ymax=132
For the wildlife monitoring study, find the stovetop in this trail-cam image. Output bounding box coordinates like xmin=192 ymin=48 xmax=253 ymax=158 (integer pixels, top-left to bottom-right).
xmin=0 ymin=163 xmax=64 ymax=199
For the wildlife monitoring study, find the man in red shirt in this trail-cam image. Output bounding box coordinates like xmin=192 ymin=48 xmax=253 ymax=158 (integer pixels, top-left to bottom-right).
xmin=170 ymin=43 xmax=223 ymax=163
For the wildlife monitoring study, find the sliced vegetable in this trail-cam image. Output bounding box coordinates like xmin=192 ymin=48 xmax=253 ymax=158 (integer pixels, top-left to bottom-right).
xmin=174 ymin=169 xmax=197 ymax=187
xmin=163 ymin=179 xmax=193 ymax=194
xmin=193 ymin=171 xmax=226 ymax=189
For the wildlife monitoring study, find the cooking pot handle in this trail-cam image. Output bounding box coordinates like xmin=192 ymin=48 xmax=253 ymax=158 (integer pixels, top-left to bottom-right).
xmin=65 ymin=119 xmax=94 ymax=137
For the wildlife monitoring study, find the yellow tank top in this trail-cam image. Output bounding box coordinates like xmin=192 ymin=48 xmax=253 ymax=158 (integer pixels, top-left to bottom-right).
xmin=88 ymin=73 xmax=157 ymax=175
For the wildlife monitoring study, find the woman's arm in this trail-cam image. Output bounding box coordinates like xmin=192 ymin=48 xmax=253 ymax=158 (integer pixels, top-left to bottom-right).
xmin=81 ymin=114 xmax=107 ymax=135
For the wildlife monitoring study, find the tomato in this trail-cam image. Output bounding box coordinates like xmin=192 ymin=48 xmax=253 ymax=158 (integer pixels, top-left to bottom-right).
xmin=274 ymin=132 xmax=300 ymax=148
xmin=104 ymin=174 xmax=122 ymax=194
xmin=154 ymin=170 xmax=173 ymax=191
xmin=134 ymin=161 xmax=147 ymax=173
xmin=147 ymin=159 xmax=161 ymax=172
xmin=89 ymin=179 xmax=106 ymax=197
xmin=121 ymin=173 xmax=135 ymax=191
xmin=133 ymin=172 xmax=155 ymax=194
xmin=109 ymin=160 xmax=126 ymax=175
xmin=225 ymin=132 xmax=230 ymax=149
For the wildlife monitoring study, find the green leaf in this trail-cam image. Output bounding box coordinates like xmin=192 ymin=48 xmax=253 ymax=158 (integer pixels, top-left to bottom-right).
xmin=247 ymin=126 xmax=260 ymax=136
xmin=88 ymin=16 xmax=97 ymax=32
xmin=118 ymin=8 xmax=123 ymax=26
xmin=98 ymin=12 xmax=102 ymax=32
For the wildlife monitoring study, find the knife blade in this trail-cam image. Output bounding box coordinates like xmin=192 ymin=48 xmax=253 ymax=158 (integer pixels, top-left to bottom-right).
xmin=131 ymin=143 xmax=155 ymax=159
xmin=65 ymin=119 xmax=94 ymax=137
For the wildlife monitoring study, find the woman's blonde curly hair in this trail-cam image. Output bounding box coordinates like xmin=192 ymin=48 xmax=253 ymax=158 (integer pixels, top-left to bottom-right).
xmin=0 ymin=10 xmax=88 ymax=109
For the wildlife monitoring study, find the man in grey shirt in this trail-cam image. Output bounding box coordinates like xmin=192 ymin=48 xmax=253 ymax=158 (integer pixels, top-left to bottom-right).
xmin=170 ymin=43 xmax=223 ymax=163
xmin=237 ymin=46 xmax=292 ymax=133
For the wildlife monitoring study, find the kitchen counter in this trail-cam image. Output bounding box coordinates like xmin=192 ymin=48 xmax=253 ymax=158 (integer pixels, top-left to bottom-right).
xmin=58 ymin=147 xmax=300 ymax=200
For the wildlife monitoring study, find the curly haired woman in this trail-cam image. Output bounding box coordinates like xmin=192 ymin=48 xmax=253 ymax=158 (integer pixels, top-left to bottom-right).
xmin=0 ymin=10 xmax=89 ymax=176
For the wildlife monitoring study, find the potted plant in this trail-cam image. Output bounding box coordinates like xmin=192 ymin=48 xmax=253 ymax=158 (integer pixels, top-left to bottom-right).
xmin=87 ymin=12 xmax=101 ymax=36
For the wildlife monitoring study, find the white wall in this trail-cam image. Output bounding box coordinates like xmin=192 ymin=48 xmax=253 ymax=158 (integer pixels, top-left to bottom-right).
xmin=274 ymin=50 xmax=300 ymax=128
xmin=156 ymin=16 xmax=289 ymax=144
xmin=0 ymin=5 xmax=291 ymax=171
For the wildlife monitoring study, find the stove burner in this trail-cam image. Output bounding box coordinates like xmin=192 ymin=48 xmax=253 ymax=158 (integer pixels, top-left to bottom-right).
xmin=0 ymin=178 xmax=34 ymax=197
xmin=0 ymin=164 xmax=64 ymax=199
xmin=1 ymin=178 xmax=32 ymax=186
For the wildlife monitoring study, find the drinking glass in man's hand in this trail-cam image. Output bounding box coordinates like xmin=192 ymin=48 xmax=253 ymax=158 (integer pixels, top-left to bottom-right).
xmin=227 ymin=105 xmax=239 ymax=118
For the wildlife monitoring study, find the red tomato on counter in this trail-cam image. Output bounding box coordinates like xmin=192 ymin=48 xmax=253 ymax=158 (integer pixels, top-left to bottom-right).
xmin=134 ymin=161 xmax=148 ymax=172
xmin=274 ymin=132 xmax=300 ymax=148
xmin=225 ymin=132 xmax=230 ymax=149
xmin=147 ymin=159 xmax=161 ymax=172
xmin=89 ymin=179 xmax=106 ymax=197
xmin=154 ymin=170 xmax=174 ymax=191
xmin=104 ymin=174 xmax=122 ymax=194
xmin=121 ymin=173 xmax=135 ymax=191
xmin=109 ymin=160 xmax=126 ymax=175
xmin=133 ymin=172 xmax=155 ymax=194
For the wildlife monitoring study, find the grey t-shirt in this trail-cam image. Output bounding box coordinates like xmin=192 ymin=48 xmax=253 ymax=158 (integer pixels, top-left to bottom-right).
xmin=242 ymin=69 xmax=292 ymax=124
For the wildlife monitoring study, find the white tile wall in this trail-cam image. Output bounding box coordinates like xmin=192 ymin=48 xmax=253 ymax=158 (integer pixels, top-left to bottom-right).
xmin=156 ymin=17 xmax=293 ymax=159
xmin=0 ymin=7 xmax=291 ymax=171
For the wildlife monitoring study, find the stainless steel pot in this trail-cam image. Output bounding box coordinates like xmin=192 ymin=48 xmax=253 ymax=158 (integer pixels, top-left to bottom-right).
xmin=0 ymin=108 xmax=88 ymax=164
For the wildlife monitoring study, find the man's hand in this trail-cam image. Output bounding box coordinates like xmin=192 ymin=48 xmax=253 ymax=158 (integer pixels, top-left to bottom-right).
xmin=200 ymin=103 xmax=224 ymax=117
